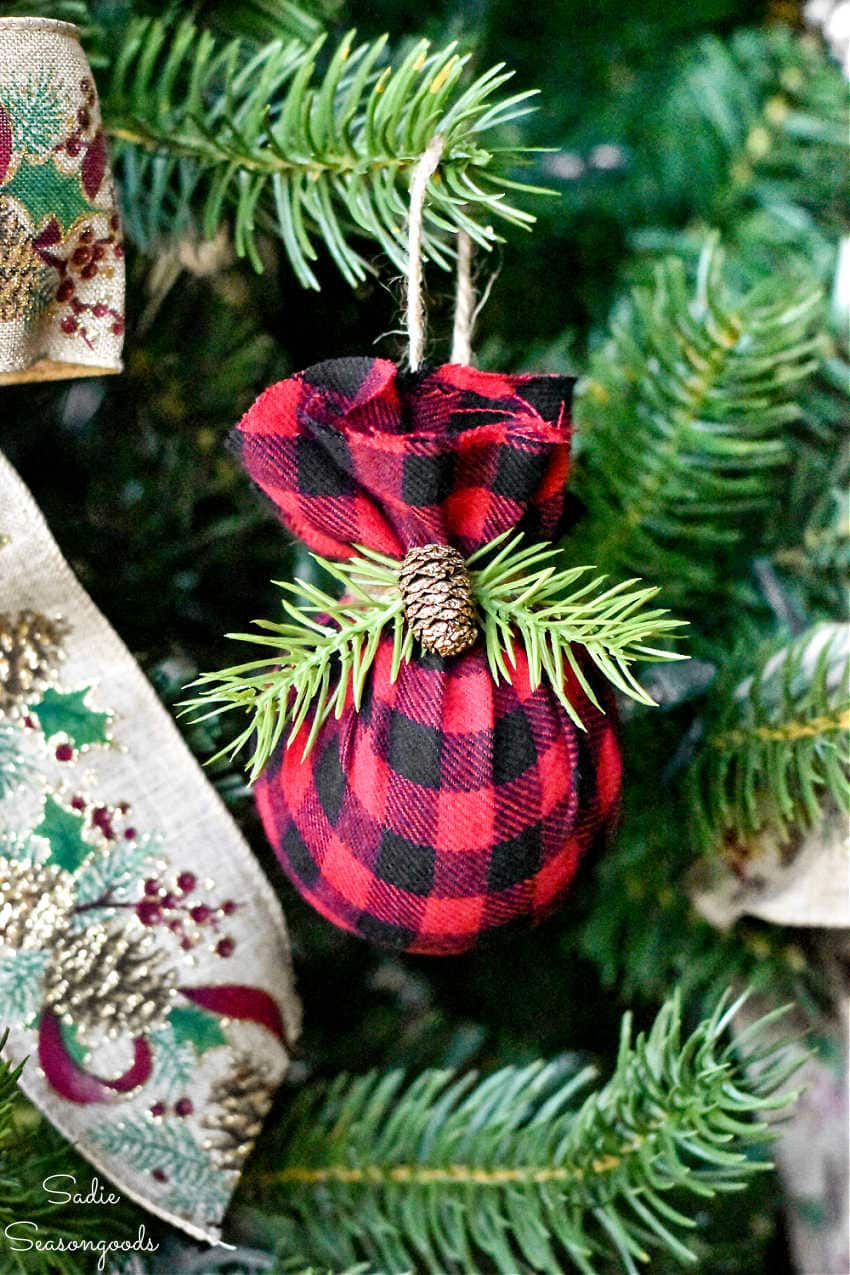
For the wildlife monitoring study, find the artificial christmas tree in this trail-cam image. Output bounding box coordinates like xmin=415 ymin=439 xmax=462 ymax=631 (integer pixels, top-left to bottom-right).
xmin=0 ymin=1 xmax=846 ymax=1272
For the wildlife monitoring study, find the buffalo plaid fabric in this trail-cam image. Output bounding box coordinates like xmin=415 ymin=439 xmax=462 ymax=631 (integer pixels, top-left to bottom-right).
xmin=235 ymin=358 xmax=578 ymax=558
xmin=236 ymin=358 xmax=622 ymax=954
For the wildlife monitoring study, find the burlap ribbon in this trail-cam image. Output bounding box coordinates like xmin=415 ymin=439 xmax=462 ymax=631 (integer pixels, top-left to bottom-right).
xmin=0 ymin=451 xmax=300 ymax=1243
xmin=0 ymin=18 xmax=124 ymax=383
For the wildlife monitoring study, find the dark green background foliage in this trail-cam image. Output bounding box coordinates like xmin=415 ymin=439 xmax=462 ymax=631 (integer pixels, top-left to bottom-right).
xmin=1 ymin=0 xmax=847 ymax=1270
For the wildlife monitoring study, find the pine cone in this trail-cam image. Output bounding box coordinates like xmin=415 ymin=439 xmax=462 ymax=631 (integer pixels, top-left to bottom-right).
xmin=0 ymin=198 xmax=43 ymax=323
xmin=43 ymin=923 xmax=177 ymax=1038
xmin=0 ymin=609 xmax=68 ymax=717
xmin=0 ymin=858 xmax=75 ymax=950
xmin=399 ymin=544 xmax=477 ymax=658
xmin=202 ymin=1054 xmax=275 ymax=1172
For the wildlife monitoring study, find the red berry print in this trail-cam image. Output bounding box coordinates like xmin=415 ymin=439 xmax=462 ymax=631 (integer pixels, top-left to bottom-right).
xmin=174 ymin=1097 xmax=193 ymax=1118
xmin=60 ymin=316 xmax=77 ymax=334
xmin=177 ymin=872 xmax=196 ymax=893
xmin=216 ymin=937 xmax=235 ymax=958
xmin=55 ymin=742 xmax=74 ymax=762
xmin=190 ymin=905 xmax=211 ymax=924
xmin=136 ymin=900 xmax=161 ymax=927
xmin=91 ymin=806 xmax=115 ymax=839
xmin=149 ymin=1101 xmax=166 ymax=1118
xmin=151 ymin=1168 xmax=167 ymax=1183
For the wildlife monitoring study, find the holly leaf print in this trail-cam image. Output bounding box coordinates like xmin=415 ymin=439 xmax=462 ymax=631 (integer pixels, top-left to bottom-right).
xmin=32 ymin=686 xmax=111 ymax=748
xmin=2 ymin=153 xmax=95 ymax=235
xmin=168 ymin=1004 xmax=227 ymax=1056
xmin=33 ymin=795 xmax=91 ymax=871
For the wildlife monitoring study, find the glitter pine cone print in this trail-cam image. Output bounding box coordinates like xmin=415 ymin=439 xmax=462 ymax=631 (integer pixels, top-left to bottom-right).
xmin=0 ymin=18 xmax=124 ymax=383
xmin=232 ymin=358 xmax=624 ymax=955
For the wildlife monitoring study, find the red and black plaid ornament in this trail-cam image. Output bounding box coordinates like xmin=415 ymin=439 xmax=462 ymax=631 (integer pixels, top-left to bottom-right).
xmin=235 ymin=358 xmax=622 ymax=954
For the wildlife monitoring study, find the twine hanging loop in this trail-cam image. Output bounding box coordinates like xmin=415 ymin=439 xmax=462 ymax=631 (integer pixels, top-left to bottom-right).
xmin=405 ymin=135 xmax=444 ymax=371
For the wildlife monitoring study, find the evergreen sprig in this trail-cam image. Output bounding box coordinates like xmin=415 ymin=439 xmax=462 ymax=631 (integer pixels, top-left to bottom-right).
xmin=570 ymin=237 xmax=824 ymax=604
xmin=470 ymin=532 xmax=686 ymax=725
xmin=568 ymin=26 xmax=848 ymax=291
xmin=183 ymin=534 xmax=684 ymax=779
xmin=183 ymin=548 xmax=405 ymax=780
xmin=203 ymin=0 xmax=340 ymax=47
xmin=253 ymin=991 xmax=797 ymax=1275
xmin=102 ymin=17 xmax=545 ymax=281
xmin=689 ymin=622 xmax=850 ymax=851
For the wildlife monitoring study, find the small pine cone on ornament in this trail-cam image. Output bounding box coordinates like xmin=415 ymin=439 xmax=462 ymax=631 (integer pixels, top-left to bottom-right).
xmin=398 ymin=544 xmax=478 ymax=658
xmin=0 ymin=608 xmax=68 ymax=717
xmin=202 ymin=1054 xmax=275 ymax=1173
xmin=43 ymin=923 xmax=177 ymax=1039
xmin=0 ymin=858 xmax=75 ymax=950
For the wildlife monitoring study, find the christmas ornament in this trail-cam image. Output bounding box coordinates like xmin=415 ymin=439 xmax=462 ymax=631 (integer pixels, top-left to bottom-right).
xmin=197 ymin=358 xmax=638 ymax=956
xmin=0 ymin=451 xmax=300 ymax=1243
xmin=189 ymin=169 xmax=683 ymax=955
xmin=0 ymin=17 xmax=124 ymax=383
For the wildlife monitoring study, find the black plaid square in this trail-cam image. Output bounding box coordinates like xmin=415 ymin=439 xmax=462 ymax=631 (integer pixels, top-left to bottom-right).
xmin=388 ymin=710 xmax=442 ymax=788
xmin=377 ymin=830 xmax=436 ymax=896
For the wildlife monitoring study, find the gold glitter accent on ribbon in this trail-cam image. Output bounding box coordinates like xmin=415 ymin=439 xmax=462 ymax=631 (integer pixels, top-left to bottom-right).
xmin=0 ymin=608 xmax=68 ymax=717
xmin=43 ymin=923 xmax=178 ymax=1038
xmin=0 ymin=858 xmax=75 ymax=950
xmin=202 ymin=1053 xmax=275 ymax=1172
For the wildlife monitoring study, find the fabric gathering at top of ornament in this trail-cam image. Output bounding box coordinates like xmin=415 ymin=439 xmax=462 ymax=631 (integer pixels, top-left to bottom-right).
xmin=235 ymin=358 xmax=622 ymax=956
xmin=235 ymin=357 xmax=577 ymax=559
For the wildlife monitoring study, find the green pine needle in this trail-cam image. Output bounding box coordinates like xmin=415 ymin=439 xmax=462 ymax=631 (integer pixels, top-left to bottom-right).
xmin=571 ymin=235 xmax=824 ymax=603
xmin=103 ymin=18 xmax=548 ymax=282
xmin=182 ymin=547 xmax=405 ymax=781
xmin=690 ymin=622 xmax=850 ymax=850
xmin=470 ymin=531 xmax=687 ymax=728
xmin=252 ymin=990 xmax=799 ymax=1275
xmin=182 ymin=533 xmax=686 ymax=780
